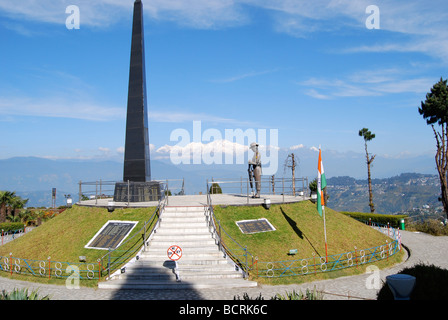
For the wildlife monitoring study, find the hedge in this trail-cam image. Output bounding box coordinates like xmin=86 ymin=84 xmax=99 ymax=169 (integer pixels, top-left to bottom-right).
xmin=0 ymin=222 xmax=25 ymax=233
xmin=340 ymin=212 xmax=407 ymax=228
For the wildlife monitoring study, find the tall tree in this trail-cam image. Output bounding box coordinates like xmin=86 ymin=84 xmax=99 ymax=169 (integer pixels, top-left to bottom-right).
xmin=359 ymin=128 xmax=376 ymax=213
xmin=419 ymin=77 xmax=448 ymax=218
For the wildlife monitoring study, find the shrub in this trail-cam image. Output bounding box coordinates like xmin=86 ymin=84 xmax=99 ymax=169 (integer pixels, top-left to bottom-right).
xmin=209 ymin=183 xmax=222 ymax=194
xmin=0 ymin=288 xmax=50 ymax=300
xmin=407 ymin=219 xmax=448 ymax=236
xmin=340 ymin=211 xmax=407 ymax=228
xmin=234 ymin=288 xmax=324 ymax=300
xmin=0 ymin=222 xmax=25 ymax=233
xmin=377 ymin=263 xmax=448 ymax=300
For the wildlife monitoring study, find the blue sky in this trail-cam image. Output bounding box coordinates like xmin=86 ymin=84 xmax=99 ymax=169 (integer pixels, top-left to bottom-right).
xmin=0 ymin=0 xmax=447 ymax=177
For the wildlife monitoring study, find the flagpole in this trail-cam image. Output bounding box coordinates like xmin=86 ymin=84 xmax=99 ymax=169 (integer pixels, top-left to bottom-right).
xmin=318 ymin=145 xmax=328 ymax=263
xmin=323 ymin=206 xmax=328 ymax=262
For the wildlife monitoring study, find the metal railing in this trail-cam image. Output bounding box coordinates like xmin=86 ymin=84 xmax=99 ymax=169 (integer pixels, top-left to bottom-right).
xmin=0 ymin=184 xmax=168 ymax=282
xmin=99 ymin=185 xmax=168 ymax=280
xmin=205 ymin=181 xmax=255 ymax=278
xmin=253 ymin=221 xmax=402 ymax=278
xmin=208 ymin=177 xmax=308 ymax=197
xmin=78 ymin=179 xmax=185 ymax=205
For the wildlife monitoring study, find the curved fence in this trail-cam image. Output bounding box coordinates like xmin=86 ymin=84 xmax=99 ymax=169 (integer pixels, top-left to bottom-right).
xmin=1 ymin=227 xmax=33 ymax=246
xmin=0 ymin=186 xmax=401 ymax=282
xmin=206 ymin=182 xmax=402 ymax=279
xmin=254 ymin=238 xmax=400 ymax=278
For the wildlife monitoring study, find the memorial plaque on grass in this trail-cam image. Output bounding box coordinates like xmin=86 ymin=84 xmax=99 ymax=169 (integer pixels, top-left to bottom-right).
xmin=236 ymin=218 xmax=276 ymax=234
xmin=85 ymin=220 xmax=138 ymax=250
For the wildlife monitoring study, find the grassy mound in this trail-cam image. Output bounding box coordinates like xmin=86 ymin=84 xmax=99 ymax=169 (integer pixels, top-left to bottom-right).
xmin=0 ymin=205 xmax=155 ymax=286
xmin=0 ymin=201 xmax=404 ymax=287
xmin=214 ymin=201 xmax=404 ymax=284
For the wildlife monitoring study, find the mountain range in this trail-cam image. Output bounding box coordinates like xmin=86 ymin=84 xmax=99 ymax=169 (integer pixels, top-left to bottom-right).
xmin=0 ymin=152 xmax=439 ymax=210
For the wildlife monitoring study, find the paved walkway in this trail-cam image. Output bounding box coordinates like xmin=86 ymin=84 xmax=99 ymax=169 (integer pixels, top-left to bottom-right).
xmin=78 ymin=193 xmax=309 ymax=208
xmin=0 ymin=230 xmax=447 ymax=300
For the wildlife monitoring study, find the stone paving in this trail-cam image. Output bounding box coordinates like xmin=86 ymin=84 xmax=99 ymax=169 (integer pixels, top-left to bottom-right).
xmin=78 ymin=193 xmax=309 ymax=208
xmin=0 ymin=230 xmax=447 ymax=300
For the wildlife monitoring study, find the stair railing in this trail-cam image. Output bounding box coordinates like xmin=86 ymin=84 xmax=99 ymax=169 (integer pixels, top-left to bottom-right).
xmin=100 ymin=182 xmax=168 ymax=280
xmin=205 ymin=181 xmax=254 ymax=279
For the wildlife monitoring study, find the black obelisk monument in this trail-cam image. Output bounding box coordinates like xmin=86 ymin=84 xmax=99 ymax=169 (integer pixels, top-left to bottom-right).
xmin=114 ymin=0 xmax=161 ymax=202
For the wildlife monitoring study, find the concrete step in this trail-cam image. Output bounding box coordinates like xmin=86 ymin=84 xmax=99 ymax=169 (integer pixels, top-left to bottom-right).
xmin=151 ymin=233 xmax=213 ymax=241
xmin=161 ymin=216 xmax=207 ymax=223
xmin=147 ymin=239 xmax=217 ymax=247
xmin=179 ymin=271 xmax=243 ymax=280
xmin=98 ymin=205 xmax=258 ymax=290
xmin=155 ymin=227 xmax=211 ymax=234
xmin=98 ymin=278 xmax=258 ymax=290
xmin=164 ymin=206 xmax=206 ymax=212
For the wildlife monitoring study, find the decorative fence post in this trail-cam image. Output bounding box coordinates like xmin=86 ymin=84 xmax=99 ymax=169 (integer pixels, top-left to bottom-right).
xmin=47 ymin=256 xmax=51 ymax=279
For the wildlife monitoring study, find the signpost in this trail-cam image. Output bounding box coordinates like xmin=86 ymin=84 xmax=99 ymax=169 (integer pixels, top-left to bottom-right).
xmin=167 ymin=245 xmax=182 ymax=282
xmin=167 ymin=245 xmax=182 ymax=261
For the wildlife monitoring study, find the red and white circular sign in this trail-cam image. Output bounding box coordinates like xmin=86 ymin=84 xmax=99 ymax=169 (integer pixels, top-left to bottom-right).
xmin=167 ymin=245 xmax=182 ymax=261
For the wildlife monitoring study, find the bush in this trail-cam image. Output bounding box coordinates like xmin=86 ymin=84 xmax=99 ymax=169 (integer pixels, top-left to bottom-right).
xmin=234 ymin=288 xmax=324 ymax=300
xmin=340 ymin=211 xmax=407 ymax=228
xmin=0 ymin=288 xmax=50 ymax=300
xmin=377 ymin=263 xmax=448 ymax=300
xmin=407 ymin=219 xmax=448 ymax=236
xmin=209 ymin=183 xmax=222 ymax=194
xmin=0 ymin=222 xmax=25 ymax=233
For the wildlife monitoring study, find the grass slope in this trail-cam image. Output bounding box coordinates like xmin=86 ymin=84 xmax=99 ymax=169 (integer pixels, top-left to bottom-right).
xmin=0 ymin=205 xmax=155 ymax=286
xmin=0 ymin=201 xmax=404 ymax=287
xmin=214 ymin=201 xmax=404 ymax=284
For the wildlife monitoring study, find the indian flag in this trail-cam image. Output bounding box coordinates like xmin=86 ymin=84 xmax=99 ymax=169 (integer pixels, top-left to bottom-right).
xmin=317 ymin=146 xmax=327 ymax=217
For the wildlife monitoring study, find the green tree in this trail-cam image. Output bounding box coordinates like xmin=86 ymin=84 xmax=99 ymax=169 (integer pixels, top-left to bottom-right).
xmin=359 ymin=128 xmax=376 ymax=213
xmin=0 ymin=191 xmax=15 ymax=223
xmin=0 ymin=191 xmax=28 ymax=223
xmin=419 ymin=77 xmax=448 ymax=218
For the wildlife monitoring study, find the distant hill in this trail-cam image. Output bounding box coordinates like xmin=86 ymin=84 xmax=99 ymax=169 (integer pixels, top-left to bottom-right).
xmin=326 ymin=173 xmax=441 ymax=214
xmin=0 ymin=156 xmax=440 ymax=210
xmin=0 ymin=157 xmax=204 ymax=207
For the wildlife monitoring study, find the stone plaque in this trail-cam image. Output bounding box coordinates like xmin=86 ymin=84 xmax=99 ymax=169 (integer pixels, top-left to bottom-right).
xmin=85 ymin=220 xmax=138 ymax=250
xmin=236 ymin=218 xmax=276 ymax=234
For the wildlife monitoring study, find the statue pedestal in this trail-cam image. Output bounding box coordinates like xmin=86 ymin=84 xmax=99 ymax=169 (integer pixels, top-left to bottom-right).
xmin=113 ymin=181 xmax=162 ymax=202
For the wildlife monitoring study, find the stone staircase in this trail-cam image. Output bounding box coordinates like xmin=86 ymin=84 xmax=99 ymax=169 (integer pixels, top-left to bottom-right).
xmin=98 ymin=206 xmax=258 ymax=289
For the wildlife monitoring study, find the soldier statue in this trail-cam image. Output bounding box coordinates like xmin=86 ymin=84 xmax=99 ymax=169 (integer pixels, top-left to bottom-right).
xmin=248 ymin=142 xmax=262 ymax=198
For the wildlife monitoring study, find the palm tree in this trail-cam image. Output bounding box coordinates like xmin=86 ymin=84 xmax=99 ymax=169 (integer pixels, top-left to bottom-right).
xmin=7 ymin=196 xmax=28 ymax=218
xmin=0 ymin=191 xmax=15 ymax=223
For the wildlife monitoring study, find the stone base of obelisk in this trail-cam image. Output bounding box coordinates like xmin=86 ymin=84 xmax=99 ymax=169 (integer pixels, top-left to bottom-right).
xmin=113 ymin=181 xmax=162 ymax=202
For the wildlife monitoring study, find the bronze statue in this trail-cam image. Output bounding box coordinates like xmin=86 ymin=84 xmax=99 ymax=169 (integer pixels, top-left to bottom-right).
xmin=248 ymin=142 xmax=262 ymax=198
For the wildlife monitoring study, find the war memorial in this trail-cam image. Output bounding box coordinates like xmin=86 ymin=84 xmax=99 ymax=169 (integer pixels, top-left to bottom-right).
xmin=0 ymin=1 xmax=420 ymax=305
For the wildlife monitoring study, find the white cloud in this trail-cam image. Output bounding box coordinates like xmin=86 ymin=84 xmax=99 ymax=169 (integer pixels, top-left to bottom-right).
xmin=1 ymin=0 xmax=447 ymax=63
xmin=299 ymin=68 xmax=435 ymax=100
xmin=149 ymin=110 xmax=256 ymax=127
xmin=210 ymin=69 xmax=279 ymax=83
xmin=0 ymin=0 xmax=247 ymax=29
xmin=290 ymin=144 xmax=304 ymax=150
xmin=0 ymin=96 xmax=124 ymax=121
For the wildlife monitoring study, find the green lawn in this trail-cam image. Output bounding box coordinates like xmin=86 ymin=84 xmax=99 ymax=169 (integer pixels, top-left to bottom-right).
xmin=0 ymin=201 xmax=404 ymax=287
xmin=0 ymin=205 xmax=156 ymax=286
xmin=214 ymin=201 xmax=405 ymax=285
